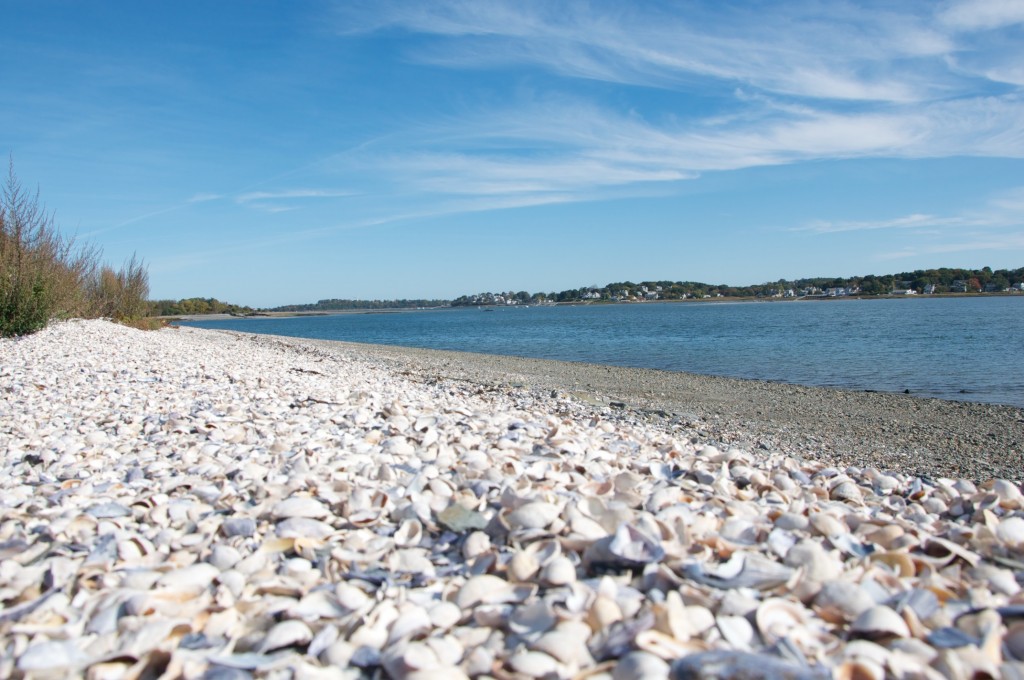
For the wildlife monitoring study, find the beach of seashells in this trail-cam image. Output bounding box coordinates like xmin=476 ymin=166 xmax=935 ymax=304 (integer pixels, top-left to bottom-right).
xmin=3 ymin=318 xmax=1024 ymax=679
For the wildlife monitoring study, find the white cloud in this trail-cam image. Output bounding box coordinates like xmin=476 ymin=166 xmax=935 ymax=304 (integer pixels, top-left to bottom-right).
xmin=236 ymin=189 xmax=355 ymax=203
xmin=366 ymin=92 xmax=1024 ymax=205
xmin=798 ymin=214 xmax=965 ymax=234
xmin=797 ymin=184 xmax=1024 ymax=263
xmin=316 ymin=2 xmax=1024 ymax=228
xmin=802 ymin=184 xmax=1024 ymax=235
xmin=940 ymin=0 xmax=1024 ymax=31
xmin=391 ymin=152 xmax=692 ymax=196
xmin=339 ymin=1 xmax=977 ymax=103
xmin=875 ymin=233 xmax=1024 ymax=259
xmin=187 ymin=193 xmax=222 ymax=203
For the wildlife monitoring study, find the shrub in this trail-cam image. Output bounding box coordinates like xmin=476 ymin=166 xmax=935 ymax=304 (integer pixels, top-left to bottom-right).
xmin=87 ymin=253 xmax=150 ymax=321
xmin=0 ymin=159 xmax=151 ymax=337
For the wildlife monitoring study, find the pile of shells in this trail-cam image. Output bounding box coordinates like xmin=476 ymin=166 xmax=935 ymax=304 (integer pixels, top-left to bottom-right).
xmin=2 ymin=319 xmax=1024 ymax=679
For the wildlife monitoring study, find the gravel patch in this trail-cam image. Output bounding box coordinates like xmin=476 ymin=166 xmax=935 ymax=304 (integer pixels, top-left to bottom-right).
xmin=256 ymin=334 xmax=1024 ymax=483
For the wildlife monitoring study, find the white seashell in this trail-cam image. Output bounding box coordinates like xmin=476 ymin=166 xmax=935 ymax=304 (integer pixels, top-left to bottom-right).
xmin=587 ymin=594 xmax=623 ymax=631
xmin=17 ymin=639 xmax=89 ymax=672
xmin=505 ymin=501 xmax=561 ymax=530
xmin=507 ymin=650 xmax=560 ymax=677
xmin=455 ymin=574 xmax=535 ymax=609
xmin=272 ymin=496 xmax=329 ymax=519
xmin=428 ymin=601 xmax=463 ymax=629
xmin=383 ymin=436 xmax=416 ymax=456
xmin=423 ymin=635 xmax=464 ymax=668
xmin=308 ymin=624 xmax=340 ymax=659
xmin=783 ymin=538 xmax=840 ymax=584
xmin=462 ymin=531 xmax=491 ymax=559
xmin=276 ymin=516 xmax=334 ymax=539
xmin=863 ymin=524 xmax=904 ymax=549
xmin=541 ymin=555 xmax=576 ymax=586
xmin=289 ymin=590 xmax=347 ymax=620
xmin=809 ymin=512 xmax=846 ymax=538
xmin=381 ymin=641 xmax=442 ymax=678
xmin=335 ymin=583 xmax=371 ymax=611
xmin=509 ymin=599 xmax=558 ymax=638
xmin=682 ymin=551 xmax=794 ymax=590
xmin=850 ymin=605 xmax=910 ymax=640
xmin=755 ymin=597 xmax=808 ymax=646
xmin=813 ymin=581 xmax=875 ymax=623
xmin=532 ymin=625 xmax=594 ymax=666
xmin=390 ymin=548 xmax=436 ymax=576
xmin=259 ymin=619 xmax=313 ymax=652
xmin=322 ymin=640 xmax=357 ymax=667
xmin=394 ymin=518 xmax=423 ymax=547
xmin=636 ymin=629 xmax=707 ymax=659
xmin=207 ymin=544 xmax=242 ymax=571
xmin=997 ymin=516 xmax=1024 ymax=545
xmin=830 ymin=480 xmax=863 ymax=503
xmin=994 ymin=479 xmax=1024 ymax=508
xmin=774 ymin=512 xmax=809 ymax=531
xmin=388 ymin=604 xmax=433 ymax=645
xmin=156 ymin=563 xmax=220 ymax=592
xmin=508 ymin=550 xmax=540 ymax=581
xmin=717 ymin=614 xmax=757 ymax=650
xmin=969 ymin=564 xmax=1020 ymax=596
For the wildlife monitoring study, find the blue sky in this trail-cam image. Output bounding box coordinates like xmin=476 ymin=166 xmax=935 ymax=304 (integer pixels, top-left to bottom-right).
xmin=3 ymin=0 xmax=1023 ymax=307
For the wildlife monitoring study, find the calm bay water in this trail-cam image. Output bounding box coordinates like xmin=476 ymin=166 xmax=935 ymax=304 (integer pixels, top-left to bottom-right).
xmin=181 ymin=297 xmax=1024 ymax=407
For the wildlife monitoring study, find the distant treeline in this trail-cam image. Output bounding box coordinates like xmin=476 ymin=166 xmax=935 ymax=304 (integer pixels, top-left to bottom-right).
xmin=452 ymin=266 xmax=1024 ymax=305
xmin=150 ymin=297 xmax=254 ymax=316
xmin=153 ymin=266 xmax=1024 ymax=317
xmin=270 ymin=298 xmax=449 ymax=312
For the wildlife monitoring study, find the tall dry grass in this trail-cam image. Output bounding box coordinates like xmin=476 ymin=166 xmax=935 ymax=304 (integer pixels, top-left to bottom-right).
xmin=1 ymin=159 xmax=151 ymax=336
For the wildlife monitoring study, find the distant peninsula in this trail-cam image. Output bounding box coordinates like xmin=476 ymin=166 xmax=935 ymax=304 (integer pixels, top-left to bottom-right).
xmin=264 ymin=265 xmax=1023 ymax=312
xmin=151 ymin=266 xmax=1023 ymax=316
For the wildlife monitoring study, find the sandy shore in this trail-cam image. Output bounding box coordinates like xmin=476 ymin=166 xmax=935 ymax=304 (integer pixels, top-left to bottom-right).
xmin=242 ymin=333 xmax=1024 ymax=483
xmin=4 ymin=320 xmax=1024 ymax=679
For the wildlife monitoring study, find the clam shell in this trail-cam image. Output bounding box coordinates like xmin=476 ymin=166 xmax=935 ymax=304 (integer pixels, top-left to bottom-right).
xmin=505 ymin=501 xmax=561 ymax=530
xmin=272 ymin=496 xmax=329 ymax=519
xmin=541 ymin=555 xmax=577 ymax=586
xmin=850 ymin=606 xmax=910 ymax=640
xmin=259 ymin=620 xmax=313 ymax=652
xmin=455 ymin=575 xmax=536 ymax=609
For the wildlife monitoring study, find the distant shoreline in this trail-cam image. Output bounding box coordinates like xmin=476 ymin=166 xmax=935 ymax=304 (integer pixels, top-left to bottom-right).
xmin=166 ymin=290 xmax=1018 ymax=321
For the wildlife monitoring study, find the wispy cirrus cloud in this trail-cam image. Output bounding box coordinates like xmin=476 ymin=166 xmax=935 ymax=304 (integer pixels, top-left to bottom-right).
xmin=939 ymin=0 xmax=1024 ymax=31
xmin=336 ymin=1 xmax=970 ymax=103
xmin=323 ymin=1 xmax=1022 ymax=221
xmin=798 ymin=184 xmax=1024 ymax=262
xmin=187 ymin=192 xmax=223 ymax=203
xmin=801 ymin=183 xmax=1024 ymax=235
xmin=874 ymin=232 xmax=1024 ymax=260
xmin=357 ymin=91 xmax=1023 ymax=211
xmin=797 ymin=213 xmax=969 ymax=235
xmin=235 ymin=188 xmax=357 ymax=204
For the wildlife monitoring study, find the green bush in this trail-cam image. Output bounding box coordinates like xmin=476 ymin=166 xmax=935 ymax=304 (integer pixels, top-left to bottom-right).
xmin=0 ymin=159 xmax=151 ymax=337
